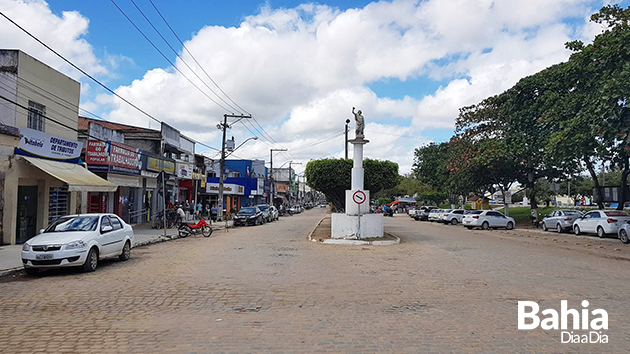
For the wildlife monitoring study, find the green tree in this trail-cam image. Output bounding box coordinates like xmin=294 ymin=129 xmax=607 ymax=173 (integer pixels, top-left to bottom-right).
xmin=412 ymin=142 xmax=450 ymax=191
xmin=305 ymin=158 xmax=399 ymax=211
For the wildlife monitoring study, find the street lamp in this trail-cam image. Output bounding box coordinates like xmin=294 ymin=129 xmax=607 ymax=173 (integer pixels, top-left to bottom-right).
xmin=225 ymin=136 xmax=258 ymax=158
xmin=345 ymin=119 xmax=351 ymax=159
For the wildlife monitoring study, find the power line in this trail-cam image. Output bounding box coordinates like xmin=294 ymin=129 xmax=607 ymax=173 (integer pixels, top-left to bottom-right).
xmin=0 ymin=10 xmax=221 ymax=153
xmin=126 ymin=0 xmax=242 ymax=113
xmin=147 ymin=0 xmax=249 ymax=115
xmin=109 ymin=0 xmax=232 ymax=112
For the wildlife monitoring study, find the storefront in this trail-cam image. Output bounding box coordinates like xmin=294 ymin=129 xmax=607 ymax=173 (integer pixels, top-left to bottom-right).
xmin=3 ymin=128 xmax=116 ymax=245
xmin=85 ymin=139 xmax=143 ymax=223
xmin=205 ymin=181 xmax=245 ymax=214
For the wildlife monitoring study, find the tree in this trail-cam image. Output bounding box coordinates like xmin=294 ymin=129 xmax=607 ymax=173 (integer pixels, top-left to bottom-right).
xmin=305 ymin=158 xmax=399 ymax=212
xmin=412 ymin=142 xmax=450 ymax=191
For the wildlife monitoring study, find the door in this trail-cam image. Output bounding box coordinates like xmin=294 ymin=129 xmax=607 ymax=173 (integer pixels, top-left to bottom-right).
xmin=109 ymin=215 xmax=126 ymax=254
xmin=583 ymin=212 xmax=599 ymax=232
xmin=99 ymin=216 xmax=117 ymax=257
xmin=17 ymin=186 xmax=38 ymax=244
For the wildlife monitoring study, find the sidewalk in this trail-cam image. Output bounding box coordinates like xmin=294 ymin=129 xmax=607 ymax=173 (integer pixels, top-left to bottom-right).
xmin=0 ymin=220 xmax=232 ymax=276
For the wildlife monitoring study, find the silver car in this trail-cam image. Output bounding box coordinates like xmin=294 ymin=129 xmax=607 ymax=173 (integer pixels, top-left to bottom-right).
xmin=617 ymin=222 xmax=630 ymax=244
xmin=541 ymin=209 xmax=583 ymax=233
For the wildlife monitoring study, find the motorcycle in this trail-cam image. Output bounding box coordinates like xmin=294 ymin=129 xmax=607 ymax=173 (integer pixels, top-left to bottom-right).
xmin=178 ymin=218 xmax=213 ymax=238
xmin=384 ymin=208 xmax=394 ymax=217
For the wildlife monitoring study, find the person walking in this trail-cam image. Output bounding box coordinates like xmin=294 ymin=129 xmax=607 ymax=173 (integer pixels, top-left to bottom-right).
xmin=196 ymin=201 xmax=202 ymax=219
xmin=211 ymin=204 xmax=218 ymax=222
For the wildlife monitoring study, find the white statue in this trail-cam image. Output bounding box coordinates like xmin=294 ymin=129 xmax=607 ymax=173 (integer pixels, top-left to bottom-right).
xmin=352 ymin=107 xmax=365 ymax=138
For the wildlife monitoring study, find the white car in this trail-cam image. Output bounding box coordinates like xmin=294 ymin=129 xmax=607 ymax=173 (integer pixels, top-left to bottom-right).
xmin=21 ymin=214 xmax=134 ymax=275
xmin=443 ymin=209 xmax=466 ymax=225
xmin=428 ymin=209 xmax=443 ymax=222
xmin=438 ymin=209 xmax=453 ymax=222
xmin=573 ymin=210 xmax=630 ymax=238
xmin=269 ymin=206 xmax=279 ymax=221
xmin=462 ymin=210 xmax=515 ymax=230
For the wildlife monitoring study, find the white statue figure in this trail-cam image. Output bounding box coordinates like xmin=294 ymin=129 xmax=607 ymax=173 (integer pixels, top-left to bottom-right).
xmin=352 ymin=107 xmax=365 ymax=138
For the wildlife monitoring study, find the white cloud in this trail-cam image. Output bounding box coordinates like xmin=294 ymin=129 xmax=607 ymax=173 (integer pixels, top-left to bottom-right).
xmin=0 ymin=0 xmax=108 ymax=80
xmin=89 ymin=0 xmax=609 ymax=173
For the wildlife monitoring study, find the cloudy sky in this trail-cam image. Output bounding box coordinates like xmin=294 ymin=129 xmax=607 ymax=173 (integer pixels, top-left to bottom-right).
xmin=1 ymin=0 xmax=627 ymax=174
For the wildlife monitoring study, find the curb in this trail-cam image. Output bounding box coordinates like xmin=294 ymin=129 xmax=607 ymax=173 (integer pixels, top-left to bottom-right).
xmin=0 ymin=266 xmax=24 ymax=278
xmin=307 ymin=217 xmax=326 ymax=242
xmin=321 ymin=233 xmax=401 ymax=246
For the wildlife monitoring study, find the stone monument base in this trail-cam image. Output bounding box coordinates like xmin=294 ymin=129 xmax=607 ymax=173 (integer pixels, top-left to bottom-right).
xmin=331 ymin=213 xmax=384 ymax=239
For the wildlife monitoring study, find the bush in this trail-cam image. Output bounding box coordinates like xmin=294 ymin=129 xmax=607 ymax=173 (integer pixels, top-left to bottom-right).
xmin=439 ymin=203 xmax=451 ymax=209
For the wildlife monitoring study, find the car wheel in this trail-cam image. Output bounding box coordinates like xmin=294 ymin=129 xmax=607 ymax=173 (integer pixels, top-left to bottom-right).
xmin=542 ymin=222 xmax=548 ymax=231
xmin=202 ymin=225 xmax=212 ymax=237
xmin=574 ymin=225 xmax=581 ymax=235
xmin=506 ymin=221 xmax=514 ymax=230
xmin=82 ymin=247 xmax=98 ymax=272
xmin=466 ymin=227 xmax=473 ymax=230
xmin=619 ymin=229 xmax=630 ymax=244
xmin=597 ymin=226 xmax=606 ymax=239
xmin=481 ymin=222 xmax=490 ymax=230
xmin=451 ymin=219 xmax=458 ymax=226
xmin=24 ymin=267 xmax=39 ymax=276
xmin=119 ymin=241 xmax=131 ymax=261
xmin=556 ymin=224 xmax=563 ymax=233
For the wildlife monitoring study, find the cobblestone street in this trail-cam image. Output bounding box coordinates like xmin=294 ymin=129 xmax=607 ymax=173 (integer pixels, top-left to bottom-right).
xmin=1 ymin=209 xmax=629 ymax=353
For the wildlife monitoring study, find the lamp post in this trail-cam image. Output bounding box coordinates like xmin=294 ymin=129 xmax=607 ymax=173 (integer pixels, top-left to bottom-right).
xmin=345 ymin=118 xmax=350 ymax=159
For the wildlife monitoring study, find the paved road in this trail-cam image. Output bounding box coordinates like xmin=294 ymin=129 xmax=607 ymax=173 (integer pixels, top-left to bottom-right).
xmin=0 ymin=209 xmax=629 ymax=353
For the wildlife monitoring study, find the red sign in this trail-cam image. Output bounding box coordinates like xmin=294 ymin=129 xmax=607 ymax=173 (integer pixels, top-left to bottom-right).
xmin=352 ymin=190 xmax=366 ymax=205
xmin=86 ymin=140 xmax=140 ymax=175
xmin=86 ymin=140 xmax=108 ymax=170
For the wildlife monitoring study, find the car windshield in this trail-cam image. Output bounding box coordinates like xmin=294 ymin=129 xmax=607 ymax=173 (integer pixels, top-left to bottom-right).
xmin=467 ymin=211 xmax=483 ymax=215
xmin=240 ymin=207 xmax=257 ymax=214
xmin=45 ymin=216 xmax=99 ymax=232
xmin=257 ymin=205 xmax=269 ymax=211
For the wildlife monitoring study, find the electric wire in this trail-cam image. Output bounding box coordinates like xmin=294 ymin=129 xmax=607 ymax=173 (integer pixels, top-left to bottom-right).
xmin=126 ymin=0 xmax=242 ymax=114
xmin=0 ymin=10 xmax=221 ymax=153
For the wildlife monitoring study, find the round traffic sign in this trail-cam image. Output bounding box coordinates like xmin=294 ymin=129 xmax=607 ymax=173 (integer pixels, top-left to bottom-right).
xmin=352 ymin=190 xmax=366 ymax=205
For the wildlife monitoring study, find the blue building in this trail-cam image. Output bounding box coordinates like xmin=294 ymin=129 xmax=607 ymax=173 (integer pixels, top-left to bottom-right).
xmin=205 ymin=159 xmax=270 ymax=211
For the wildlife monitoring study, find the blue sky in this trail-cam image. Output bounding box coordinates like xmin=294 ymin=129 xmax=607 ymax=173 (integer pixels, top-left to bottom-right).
xmin=2 ymin=0 xmax=628 ymax=173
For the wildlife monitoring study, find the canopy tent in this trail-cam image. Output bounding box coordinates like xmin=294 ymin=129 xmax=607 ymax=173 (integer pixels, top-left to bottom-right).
xmin=22 ymin=156 xmax=117 ymax=192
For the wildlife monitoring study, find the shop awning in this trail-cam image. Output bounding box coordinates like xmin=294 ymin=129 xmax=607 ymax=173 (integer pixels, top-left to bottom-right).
xmin=22 ymin=156 xmax=117 ymax=192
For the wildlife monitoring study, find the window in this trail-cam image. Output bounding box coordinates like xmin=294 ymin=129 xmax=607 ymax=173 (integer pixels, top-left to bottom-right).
xmin=207 ymin=171 xmax=216 ymax=178
xmin=110 ymin=216 xmax=123 ymax=230
xmin=48 ymin=186 xmax=69 ymax=224
xmin=27 ymin=101 xmax=45 ymax=132
xmin=100 ymin=216 xmax=112 ymax=232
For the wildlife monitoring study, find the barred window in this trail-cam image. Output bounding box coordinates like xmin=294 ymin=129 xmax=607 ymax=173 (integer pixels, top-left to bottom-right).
xmin=27 ymin=101 xmax=45 ymax=132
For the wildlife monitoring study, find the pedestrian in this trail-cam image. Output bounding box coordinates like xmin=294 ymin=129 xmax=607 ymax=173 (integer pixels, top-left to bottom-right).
xmin=197 ymin=201 xmax=202 ymax=218
xmin=211 ymin=204 xmax=218 ymax=222
xmin=189 ymin=201 xmax=195 ymax=220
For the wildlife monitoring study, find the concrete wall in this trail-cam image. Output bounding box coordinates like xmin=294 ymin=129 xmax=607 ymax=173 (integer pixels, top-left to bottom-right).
xmin=331 ymin=213 xmax=383 ymax=239
xmin=12 ymin=50 xmax=80 ymax=140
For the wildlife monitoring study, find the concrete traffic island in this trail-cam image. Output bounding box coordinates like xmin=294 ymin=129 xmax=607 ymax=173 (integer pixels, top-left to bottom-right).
xmin=310 ymin=216 xmax=400 ymax=245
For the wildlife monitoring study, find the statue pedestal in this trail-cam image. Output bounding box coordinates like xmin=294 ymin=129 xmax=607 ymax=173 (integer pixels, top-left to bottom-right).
xmin=330 ymin=136 xmax=383 ymax=240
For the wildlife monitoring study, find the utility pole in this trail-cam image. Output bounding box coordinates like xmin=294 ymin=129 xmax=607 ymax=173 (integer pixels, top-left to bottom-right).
xmin=217 ymin=113 xmax=251 ymax=224
xmin=345 ymin=119 xmax=350 ymax=159
xmin=270 ymin=148 xmax=287 ymax=207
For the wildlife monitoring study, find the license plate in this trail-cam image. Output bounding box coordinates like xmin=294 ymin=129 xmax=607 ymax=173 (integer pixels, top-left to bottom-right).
xmin=465 ymin=221 xmax=470 ymax=224
xmin=36 ymin=254 xmax=54 ymax=260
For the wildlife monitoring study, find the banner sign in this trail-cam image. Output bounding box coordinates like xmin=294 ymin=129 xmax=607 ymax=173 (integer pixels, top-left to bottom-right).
xmin=16 ymin=128 xmax=82 ymax=161
xmin=205 ymin=183 xmax=245 ymax=195
xmin=176 ymin=162 xmax=194 ymax=179
xmin=147 ymin=157 xmax=175 ymax=173
xmin=86 ymin=140 xmax=141 ymax=175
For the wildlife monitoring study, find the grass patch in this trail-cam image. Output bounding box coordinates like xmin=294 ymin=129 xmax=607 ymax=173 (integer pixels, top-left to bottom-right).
xmin=504 ymin=206 xmax=596 ymax=226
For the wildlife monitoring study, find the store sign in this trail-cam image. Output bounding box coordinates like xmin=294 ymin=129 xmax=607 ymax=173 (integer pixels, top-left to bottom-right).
xmin=109 ymin=142 xmax=140 ymax=175
xmin=16 ymin=128 xmax=82 ymax=161
xmin=86 ymin=140 xmax=140 ymax=175
xmin=276 ymin=184 xmax=288 ymax=192
xmin=205 ymin=183 xmax=245 ymax=195
xmin=147 ymin=157 xmax=175 ymax=173
xmin=176 ymin=163 xmax=194 ymax=179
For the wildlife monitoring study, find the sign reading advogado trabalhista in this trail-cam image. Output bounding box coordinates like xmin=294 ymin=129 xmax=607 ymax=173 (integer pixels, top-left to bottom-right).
xmin=17 ymin=128 xmax=82 ymax=160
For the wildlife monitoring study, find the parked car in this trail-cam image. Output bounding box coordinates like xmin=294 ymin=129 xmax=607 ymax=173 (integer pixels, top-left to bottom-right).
xmin=408 ymin=208 xmax=420 ymax=219
xmin=256 ymin=204 xmax=274 ymax=222
xmin=462 ymin=210 xmax=515 ymax=230
xmin=439 ymin=209 xmax=453 ymax=222
xmin=233 ymin=207 xmax=264 ymax=226
xmin=428 ymin=209 xmax=443 ymax=222
xmin=415 ymin=206 xmax=438 ymax=221
xmin=573 ymin=210 xmax=630 ymax=238
xmin=443 ymin=209 xmax=466 ymax=225
xmin=541 ymin=209 xmax=583 ymax=233
xmin=21 ymin=214 xmax=134 ymax=275
xmin=616 ymin=222 xmax=630 ymax=244
xmin=268 ymin=206 xmax=279 ymax=221
xmin=289 ymin=205 xmax=301 ymax=214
